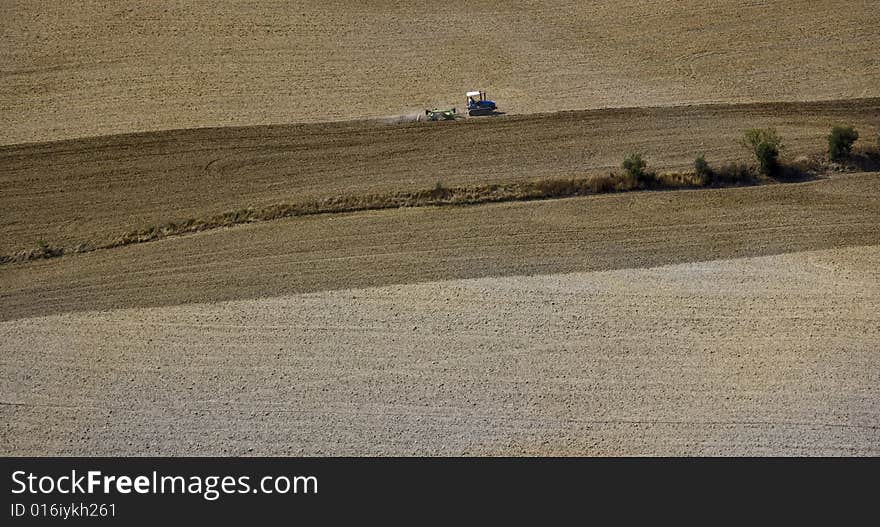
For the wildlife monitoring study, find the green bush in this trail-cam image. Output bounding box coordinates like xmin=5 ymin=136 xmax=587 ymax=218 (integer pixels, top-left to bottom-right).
xmin=742 ymin=128 xmax=783 ymax=175
xmin=694 ymin=154 xmax=712 ymax=182
xmin=622 ymin=153 xmax=652 ymax=184
xmin=828 ymin=126 xmax=859 ymax=160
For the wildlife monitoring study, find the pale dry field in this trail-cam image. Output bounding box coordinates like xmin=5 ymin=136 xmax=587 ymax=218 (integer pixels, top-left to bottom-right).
xmin=2 ymin=245 xmax=877 ymax=456
xmin=2 ymin=0 xmax=879 ymax=144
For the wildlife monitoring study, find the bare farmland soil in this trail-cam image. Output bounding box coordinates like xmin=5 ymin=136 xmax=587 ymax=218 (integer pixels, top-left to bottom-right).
xmin=2 ymin=245 xmax=877 ymax=456
xmin=2 ymin=98 xmax=878 ymax=255
xmin=1 ymin=172 xmax=878 ymax=322
xmin=2 ymin=0 xmax=879 ymax=145
xmin=3 ymin=0 xmax=880 ymax=457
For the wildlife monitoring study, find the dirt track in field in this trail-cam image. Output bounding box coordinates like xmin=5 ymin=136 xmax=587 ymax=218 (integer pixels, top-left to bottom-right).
xmin=3 ymin=0 xmax=879 ymax=145
xmin=2 ymin=98 xmax=879 ymax=256
xmin=3 ymin=245 xmax=877 ymax=456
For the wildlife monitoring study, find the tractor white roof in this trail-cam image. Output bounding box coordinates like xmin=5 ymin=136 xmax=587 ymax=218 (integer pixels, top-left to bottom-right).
xmin=465 ymin=91 xmax=481 ymax=97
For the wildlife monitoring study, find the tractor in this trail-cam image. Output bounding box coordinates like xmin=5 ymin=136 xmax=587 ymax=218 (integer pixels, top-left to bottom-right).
xmin=465 ymin=90 xmax=497 ymax=116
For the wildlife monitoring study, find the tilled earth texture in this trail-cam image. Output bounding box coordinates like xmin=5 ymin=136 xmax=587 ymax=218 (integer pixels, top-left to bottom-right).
xmin=2 ymin=1 xmax=879 ymax=145
xmin=2 ymin=245 xmax=878 ymax=456
xmin=2 ymin=1 xmax=879 ymax=456
xmin=2 ymin=174 xmax=879 ymax=455
xmin=1 ymin=99 xmax=878 ymax=256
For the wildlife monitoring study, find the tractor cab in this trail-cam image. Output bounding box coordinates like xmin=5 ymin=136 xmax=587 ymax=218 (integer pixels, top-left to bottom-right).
xmin=466 ymin=90 xmax=497 ymax=116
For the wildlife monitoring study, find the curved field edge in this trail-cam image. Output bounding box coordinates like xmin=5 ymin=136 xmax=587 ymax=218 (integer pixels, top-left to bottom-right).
xmin=1 ymin=173 xmax=878 ymax=322
xmin=2 ymin=245 xmax=877 ymax=456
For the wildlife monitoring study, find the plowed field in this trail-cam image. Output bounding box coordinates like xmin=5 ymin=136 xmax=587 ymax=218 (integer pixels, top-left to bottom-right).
xmin=3 ymin=0 xmax=879 ymax=144
xmin=2 ymin=1 xmax=879 ymax=456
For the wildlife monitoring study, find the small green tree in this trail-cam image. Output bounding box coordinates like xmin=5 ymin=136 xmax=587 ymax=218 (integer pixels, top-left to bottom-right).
xmin=694 ymin=154 xmax=712 ymax=182
xmin=742 ymin=128 xmax=783 ymax=176
xmin=622 ymin=153 xmax=650 ymax=184
xmin=828 ymin=126 xmax=859 ymax=160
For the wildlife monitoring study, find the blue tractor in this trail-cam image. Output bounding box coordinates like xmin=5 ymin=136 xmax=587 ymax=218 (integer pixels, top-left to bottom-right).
xmin=466 ymin=90 xmax=497 ymax=116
